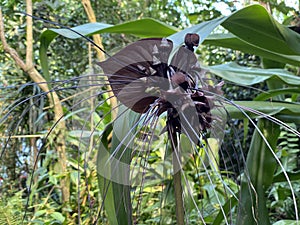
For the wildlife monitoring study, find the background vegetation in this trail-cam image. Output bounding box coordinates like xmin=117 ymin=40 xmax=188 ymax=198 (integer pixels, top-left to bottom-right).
xmin=1 ymin=0 xmax=300 ymax=224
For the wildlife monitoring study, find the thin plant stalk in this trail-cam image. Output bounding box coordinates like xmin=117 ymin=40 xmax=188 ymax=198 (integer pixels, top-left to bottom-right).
xmin=168 ymin=116 xmax=185 ymax=225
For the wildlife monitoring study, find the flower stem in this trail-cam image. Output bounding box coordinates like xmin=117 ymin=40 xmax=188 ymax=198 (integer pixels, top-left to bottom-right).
xmin=168 ymin=120 xmax=185 ymax=225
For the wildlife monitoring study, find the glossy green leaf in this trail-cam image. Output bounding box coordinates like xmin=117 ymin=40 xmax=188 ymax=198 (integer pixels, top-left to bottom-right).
xmin=207 ymin=62 xmax=300 ymax=86
xmin=97 ymin=106 xmax=140 ymax=225
xmin=224 ymin=101 xmax=300 ymax=123
xmin=168 ymin=16 xmax=227 ymax=46
xmin=99 ymin=18 xmax=178 ymax=37
xmin=45 ymin=23 xmax=111 ymax=39
xmin=39 ymin=30 xmax=56 ymax=84
xmin=205 ymin=4 xmax=300 ymax=66
xmin=50 ymin=19 xmax=177 ymax=39
xmin=254 ymin=88 xmax=300 ymax=101
xmin=203 ymin=33 xmax=300 ymax=66
xmin=39 ymin=18 xmax=177 ymax=57
xmin=188 ymin=4 xmax=300 ymax=65
xmin=221 ymin=5 xmax=300 ymax=55
xmin=261 ymin=57 xmax=286 ymax=69
xmin=110 ymin=106 xmax=140 ymax=225
xmin=97 ymin=123 xmax=118 ymax=225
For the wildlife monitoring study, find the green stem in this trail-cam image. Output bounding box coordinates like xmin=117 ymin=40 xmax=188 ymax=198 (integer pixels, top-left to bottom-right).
xmin=168 ymin=123 xmax=185 ymax=225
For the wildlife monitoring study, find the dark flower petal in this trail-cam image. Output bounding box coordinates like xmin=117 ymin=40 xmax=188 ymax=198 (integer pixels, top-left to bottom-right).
xmin=185 ymin=33 xmax=200 ymax=51
xmin=98 ymin=38 xmax=173 ymax=113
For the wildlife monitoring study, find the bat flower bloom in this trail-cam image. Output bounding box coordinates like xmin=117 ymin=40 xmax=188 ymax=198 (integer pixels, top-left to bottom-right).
xmin=99 ymin=33 xmax=223 ymax=142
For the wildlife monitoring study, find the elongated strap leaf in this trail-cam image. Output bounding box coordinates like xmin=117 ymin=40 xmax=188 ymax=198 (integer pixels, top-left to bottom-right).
xmin=224 ymin=101 xmax=300 ymax=123
xmin=207 ymin=62 xmax=300 ymax=86
xmin=203 ymin=33 xmax=300 ymax=66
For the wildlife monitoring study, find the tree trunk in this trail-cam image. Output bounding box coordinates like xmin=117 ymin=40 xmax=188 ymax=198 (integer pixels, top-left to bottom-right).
xmin=81 ymin=0 xmax=118 ymax=120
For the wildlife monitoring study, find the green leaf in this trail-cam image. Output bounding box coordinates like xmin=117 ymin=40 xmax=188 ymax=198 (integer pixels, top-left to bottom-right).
xmin=206 ymin=138 xmax=220 ymax=171
xmin=49 ymin=19 xmax=177 ymax=39
xmin=110 ymin=106 xmax=140 ymax=225
xmin=50 ymin=212 xmax=65 ymax=223
xmin=194 ymin=4 xmax=300 ymax=65
xmin=34 ymin=210 xmax=47 ymax=217
xmin=212 ymin=194 xmax=238 ymax=225
xmin=47 ymin=23 xmax=111 ymax=39
xmin=39 ymin=30 xmax=57 ymax=84
xmin=221 ymin=5 xmax=300 ymax=55
xmin=273 ymin=171 xmax=300 ymax=183
xmin=168 ymin=16 xmax=227 ymax=46
xmin=254 ymin=88 xmax=300 ymax=101
xmin=96 ymin=18 xmax=178 ymax=37
xmin=40 ymin=18 xmax=177 ymax=54
xmin=97 ymin=106 xmax=140 ymax=225
xmin=203 ymin=33 xmax=300 ymax=66
xmin=70 ymin=171 xmax=79 ymax=186
xmin=237 ymin=120 xmax=280 ymax=225
xmin=261 ymin=57 xmax=286 ymax=69
xmin=224 ymin=101 xmax=300 ymax=123
xmin=97 ymin=123 xmax=118 ymax=225
xmin=207 ymin=62 xmax=300 ymax=86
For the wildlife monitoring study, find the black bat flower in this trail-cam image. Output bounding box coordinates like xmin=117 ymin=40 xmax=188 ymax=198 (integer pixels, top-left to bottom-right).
xmin=98 ymin=33 xmax=223 ymax=142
